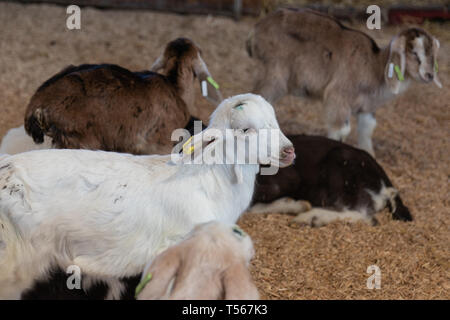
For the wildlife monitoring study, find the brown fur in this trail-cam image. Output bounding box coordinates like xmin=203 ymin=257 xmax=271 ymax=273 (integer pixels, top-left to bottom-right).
xmin=137 ymin=222 xmax=259 ymax=300
xmin=24 ymin=38 xmax=222 ymax=155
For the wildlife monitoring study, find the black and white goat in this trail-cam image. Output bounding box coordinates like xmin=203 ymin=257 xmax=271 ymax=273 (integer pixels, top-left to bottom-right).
xmin=250 ymin=135 xmax=412 ymax=226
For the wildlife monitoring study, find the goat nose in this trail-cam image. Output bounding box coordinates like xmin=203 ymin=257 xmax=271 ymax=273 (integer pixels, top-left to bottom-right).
xmin=282 ymin=146 xmax=296 ymax=159
xmin=283 ymin=146 xmax=295 ymax=155
xmin=425 ymin=72 xmax=434 ymax=81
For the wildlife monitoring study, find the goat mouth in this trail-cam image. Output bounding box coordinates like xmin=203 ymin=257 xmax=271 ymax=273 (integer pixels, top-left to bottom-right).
xmin=280 ymin=153 xmax=296 ymax=167
xmin=205 ymin=138 xmax=215 ymax=147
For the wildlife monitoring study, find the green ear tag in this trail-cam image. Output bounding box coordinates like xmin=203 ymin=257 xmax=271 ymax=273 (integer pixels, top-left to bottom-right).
xmin=232 ymin=225 xmax=247 ymax=238
xmin=394 ymin=65 xmax=404 ymax=81
xmin=434 ymin=61 xmax=438 ymax=73
xmin=207 ymin=76 xmax=219 ymax=89
xmin=135 ymin=273 xmax=152 ymax=298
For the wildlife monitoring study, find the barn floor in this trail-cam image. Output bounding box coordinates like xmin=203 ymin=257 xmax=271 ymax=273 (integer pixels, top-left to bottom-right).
xmin=0 ymin=3 xmax=448 ymax=299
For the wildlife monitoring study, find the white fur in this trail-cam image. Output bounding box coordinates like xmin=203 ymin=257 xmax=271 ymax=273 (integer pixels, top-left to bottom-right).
xmin=357 ymin=113 xmax=377 ymax=156
xmin=328 ymin=120 xmax=351 ymax=142
xmin=248 ymin=197 xmax=311 ymax=215
xmin=290 ymin=180 xmax=397 ymax=227
xmin=415 ymin=37 xmax=429 ymax=81
xmin=366 ymin=183 xmax=398 ymax=212
xmin=0 ymin=125 xmax=52 ymax=155
xmin=292 ymin=208 xmax=372 ymax=227
xmin=0 ymin=93 xmax=293 ymax=299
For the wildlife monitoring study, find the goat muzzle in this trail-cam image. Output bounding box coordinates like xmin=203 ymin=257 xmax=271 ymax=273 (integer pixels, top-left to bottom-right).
xmin=280 ymin=146 xmax=296 ymax=166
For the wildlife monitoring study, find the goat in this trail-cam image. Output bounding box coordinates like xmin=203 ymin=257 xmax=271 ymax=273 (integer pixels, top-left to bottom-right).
xmin=0 ymin=125 xmax=52 ymax=155
xmin=24 ymin=38 xmax=222 ymax=155
xmin=22 ymin=222 xmax=257 ymax=300
xmin=250 ymin=134 xmax=412 ymax=227
xmin=0 ymin=93 xmax=294 ymax=299
xmin=21 ymin=269 xmax=140 ymax=300
xmin=136 ymin=222 xmax=259 ymax=300
xmin=247 ymin=8 xmax=442 ymax=155
xmin=0 ymin=116 xmax=203 ymax=156
xmin=9 ymin=116 xmax=202 ymax=300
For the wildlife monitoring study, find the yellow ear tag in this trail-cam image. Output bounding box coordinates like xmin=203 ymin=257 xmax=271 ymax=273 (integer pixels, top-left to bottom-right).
xmin=135 ymin=273 xmax=152 ymax=298
xmin=435 ymin=61 xmax=438 ymax=73
xmin=182 ymin=136 xmax=195 ymax=155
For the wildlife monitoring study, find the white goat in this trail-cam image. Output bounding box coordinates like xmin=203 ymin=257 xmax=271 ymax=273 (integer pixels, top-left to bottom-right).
xmin=136 ymin=222 xmax=259 ymax=300
xmin=0 ymin=93 xmax=294 ymax=299
xmin=0 ymin=125 xmax=52 ymax=155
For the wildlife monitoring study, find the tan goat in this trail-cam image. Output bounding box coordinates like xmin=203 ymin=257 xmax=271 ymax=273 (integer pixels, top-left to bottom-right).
xmin=247 ymin=8 xmax=442 ymax=155
xmin=136 ymin=222 xmax=259 ymax=300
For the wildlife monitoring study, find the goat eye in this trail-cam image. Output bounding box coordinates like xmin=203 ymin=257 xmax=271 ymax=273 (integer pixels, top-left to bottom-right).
xmin=234 ymin=103 xmax=244 ymax=110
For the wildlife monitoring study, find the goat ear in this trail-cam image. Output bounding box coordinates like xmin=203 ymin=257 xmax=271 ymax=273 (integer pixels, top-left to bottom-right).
xmin=136 ymin=248 xmax=181 ymax=300
xmin=193 ymin=54 xmax=223 ymax=106
xmin=385 ymin=35 xmax=406 ymax=95
xmin=177 ymin=128 xmax=222 ymax=164
xmin=432 ymin=37 xmax=442 ymax=89
xmin=222 ymin=263 xmax=260 ymax=300
xmin=150 ymin=54 xmax=166 ymax=72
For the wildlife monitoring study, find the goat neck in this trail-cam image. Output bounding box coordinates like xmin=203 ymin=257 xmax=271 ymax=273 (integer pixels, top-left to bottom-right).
xmin=166 ymin=61 xmax=196 ymax=111
xmin=172 ymin=160 xmax=259 ymax=224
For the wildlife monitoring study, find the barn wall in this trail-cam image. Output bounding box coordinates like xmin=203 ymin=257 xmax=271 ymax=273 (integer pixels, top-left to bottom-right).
xmin=5 ymin=0 xmax=264 ymax=17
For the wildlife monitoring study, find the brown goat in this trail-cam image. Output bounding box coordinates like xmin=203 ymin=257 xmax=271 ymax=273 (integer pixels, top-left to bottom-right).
xmin=24 ymin=38 xmax=222 ymax=155
xmin=136 ymin=222 xmax=259 ymax=300
xmin=247 ymin=8 xmax=441 ymax=156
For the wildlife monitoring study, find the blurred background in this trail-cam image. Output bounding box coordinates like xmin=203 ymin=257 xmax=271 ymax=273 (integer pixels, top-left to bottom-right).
xmin=5 ymin=0 xmax=450 ymax=21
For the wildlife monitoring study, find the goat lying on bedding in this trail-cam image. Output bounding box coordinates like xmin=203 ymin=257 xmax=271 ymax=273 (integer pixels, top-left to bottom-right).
xmin=136 ymin=222 xmax=259 ymax=300
xmin=251 ymin=135 xmax=412 ymax=226
xmin=0 ymin=93 xmax=294 ymax=299
xmin=18 ymin=134 xmax=410 ymax=299
xmin=24 ymin=38 xmax=222 ymax=155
